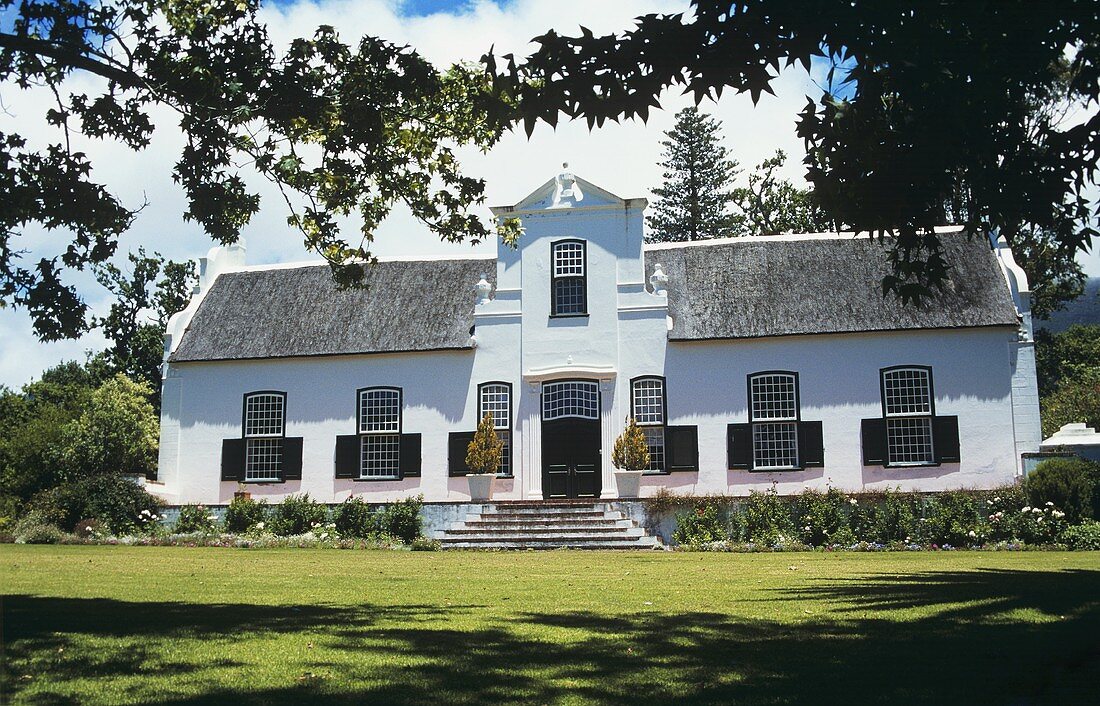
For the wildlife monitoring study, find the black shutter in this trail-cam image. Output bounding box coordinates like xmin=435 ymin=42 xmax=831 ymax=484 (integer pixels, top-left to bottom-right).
xmin=335 ymin=435 xmax=359 ymax=479
xmin=933 ymin=416 xmax=961 ymax=463
xmin=665 ymin=425 xmax=699 ymax=472
xmin=449 ymin=432 xmax=475 ymax=476
xmin=797 ymin=421 xmax=824 ymax=468
xmin=727 ymin=423 xmax=752 ymax=470
xmin=282 ymin=437 xmax=303 ymax=480
xmin=861 ymin=418 xmax=887 ymax=466
xmin=221 ymin=438 xmax=245 ymax=481
xmin=400 ymin=433 xmax=422 ymax=477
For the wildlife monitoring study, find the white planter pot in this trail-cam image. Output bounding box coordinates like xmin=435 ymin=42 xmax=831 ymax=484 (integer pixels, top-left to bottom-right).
xmin=467 ymin=473 xmax=496 ymax=501
xmin=614 ymin=470 xmax=644 ymax=498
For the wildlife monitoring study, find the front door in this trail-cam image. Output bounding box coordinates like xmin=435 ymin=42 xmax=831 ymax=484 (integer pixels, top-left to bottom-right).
xmin=541 ymin=380 xmax=602 ymax=499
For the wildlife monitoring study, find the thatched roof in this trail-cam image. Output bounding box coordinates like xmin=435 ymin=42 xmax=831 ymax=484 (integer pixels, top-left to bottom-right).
xmin=170 ymin=258 xmax=494 ymax=362
xmin=651 ymin=230 xmax=1019 ymax=341
xmin=170 ymin=231 xmax=1018 ymax=363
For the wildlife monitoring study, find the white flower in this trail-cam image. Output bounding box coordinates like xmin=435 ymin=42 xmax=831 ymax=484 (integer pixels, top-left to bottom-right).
xmin=1021 ymin=506 xmax=1031 ymax=513
xmin=1045 ymin=501 xmax=1054 ymax=507
xmin=1032 ymin=507 xmax=1042 ymax=514
xmin=993 ymin=497 xmax=1001 ymax=503
xmin=1052 ymin=510 xmax=1065 ymax=519
xmin=804 ymin=525 xmax=811 ymax=531
xmin=256 ymin=521 xmax=265 ymax=530
xmin=905 ymin=536 xmax=911 ymax=542
xmin=968 ymin=530 xmax=976 ymax=538
xmin=849 ymin=498 xmax=858 ymax=505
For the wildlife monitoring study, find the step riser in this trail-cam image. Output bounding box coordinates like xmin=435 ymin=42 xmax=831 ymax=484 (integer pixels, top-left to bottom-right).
xmin=446 ymin=528 xmax=644 ymax=537
xmin=442 ymin=503 xmax=659 ymax=551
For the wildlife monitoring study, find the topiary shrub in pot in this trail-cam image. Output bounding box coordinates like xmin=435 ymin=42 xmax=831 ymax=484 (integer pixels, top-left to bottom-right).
xmin=612 ymin=416 xmax=649 ymax=498
xmin=466 ymin=413 xmax=503 ymax=501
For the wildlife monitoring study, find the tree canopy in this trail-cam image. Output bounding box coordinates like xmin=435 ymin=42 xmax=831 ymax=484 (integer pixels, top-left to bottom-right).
xmin=495 ymin=0 xmax=1099 ymax=303
xmin=1 ymin=0 xmax=518 ymax=340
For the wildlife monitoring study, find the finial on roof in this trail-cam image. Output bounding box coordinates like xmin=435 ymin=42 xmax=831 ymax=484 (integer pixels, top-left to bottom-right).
xmin=552 ymin=162 xmax=583 ymax=207
xmin=475 ymin=273 xmax=492 ymax=304
xmin=650 ymin=263 xmax=669 ymax=296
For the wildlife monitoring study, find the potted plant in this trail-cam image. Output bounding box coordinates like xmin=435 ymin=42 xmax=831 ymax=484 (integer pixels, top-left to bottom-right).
xmin=466 ymin=412 xmax=504 ymax=501
xmin=612 ymin=416 xmax=650 ymax=498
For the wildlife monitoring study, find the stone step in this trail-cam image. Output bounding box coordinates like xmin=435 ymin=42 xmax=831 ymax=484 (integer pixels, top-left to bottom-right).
xmin=477 ymin=509 xmax=617 ymax=520
xmin=441 ymin=536 xmax=660 ymax=550
xmin=445 ymin=525 xmax=644 ymax=537
xmin=441 ymin=532 xmax=650 ymax=543
xmin=459 ymin=514 xmax=633 ymax=525
xmin=464 ymin=511 xmax=621 ymax=523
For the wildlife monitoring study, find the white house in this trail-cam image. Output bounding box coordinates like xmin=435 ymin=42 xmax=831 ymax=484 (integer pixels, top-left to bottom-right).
xmin=154 ymin=168 xmax=1041 ymax=505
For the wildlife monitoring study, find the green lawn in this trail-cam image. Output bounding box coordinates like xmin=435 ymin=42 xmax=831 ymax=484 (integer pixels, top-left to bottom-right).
xmin=3 ymin=547 xmax=1099 ymax=705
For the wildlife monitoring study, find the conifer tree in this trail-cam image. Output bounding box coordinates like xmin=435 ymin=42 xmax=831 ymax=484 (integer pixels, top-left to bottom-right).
xmin=647 ymin=107 xmax=743 ymax=241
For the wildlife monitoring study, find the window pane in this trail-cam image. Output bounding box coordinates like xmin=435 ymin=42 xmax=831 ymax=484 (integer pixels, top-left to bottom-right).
xmin=245 ymin=438 xmax=283 ymax=481
xmin=361 ymin=434 xmax=401 ymax=478
xmin=479 ymin=384 xmax=511 ymax=429
xmin=883 ymin=369 xmax=932 ymax=416
xmin=643 ymin=427 xmax=665 ymax=472
xmin=244 ymin=394 xmax=284 ymax=437
xmin=750 ymin=374 xmax=798 ymax=421
xmin=553 ymin=277 xmax=586 ymax=315
xmin=632 ymin=378 xmax=665 ymax=425
xmin=542 ymin=381 xmax=599 ymax=420
xmin=553 ymin=241 xmax=585 ymax=276
xmin=886 ymin=418 xmax=934 ymax=465
xmin=360 ymin=389 xmax=400 ymax=433
xmin=752 ymin=421 xmax=799 ymax=469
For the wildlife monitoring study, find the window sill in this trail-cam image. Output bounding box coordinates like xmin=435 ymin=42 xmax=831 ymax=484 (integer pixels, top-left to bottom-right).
xmin=241 ymin=479 xmax=284 ymax=485
xmin=881 ymin=462 xmax=941 ymax=469
xmin=354 ymin=476 xmax=403 ymax=482
xmin=549 ymin=313 xmax=589 ymax=319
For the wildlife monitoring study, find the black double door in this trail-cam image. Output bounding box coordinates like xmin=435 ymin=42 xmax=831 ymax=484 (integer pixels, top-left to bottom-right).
xmin=542 ymin=417 xmax=602 ymax=499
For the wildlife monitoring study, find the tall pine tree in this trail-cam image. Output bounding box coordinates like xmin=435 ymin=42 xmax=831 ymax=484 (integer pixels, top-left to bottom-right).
xmin=647 ymin=107 xmax=742 ymax=241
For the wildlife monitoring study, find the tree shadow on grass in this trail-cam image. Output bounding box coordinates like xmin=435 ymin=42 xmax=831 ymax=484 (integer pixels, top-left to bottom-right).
xmin=4 ymin=567 xmax=1098 ymax=705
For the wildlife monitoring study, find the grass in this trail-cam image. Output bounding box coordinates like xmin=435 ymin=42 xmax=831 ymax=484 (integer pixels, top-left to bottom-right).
xmin=3 ymin=547 xmax=1099 ymax=705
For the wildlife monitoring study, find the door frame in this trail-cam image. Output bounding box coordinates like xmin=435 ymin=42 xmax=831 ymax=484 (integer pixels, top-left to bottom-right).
xmin=540 ymin=379 xmax=602 ymax=499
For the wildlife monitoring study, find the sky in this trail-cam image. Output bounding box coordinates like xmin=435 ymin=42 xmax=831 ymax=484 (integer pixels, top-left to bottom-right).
xmin=1 ymin=0 xmax=1097 ymax=389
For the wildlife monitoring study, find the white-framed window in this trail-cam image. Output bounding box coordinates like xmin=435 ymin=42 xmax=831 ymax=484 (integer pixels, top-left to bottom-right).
xmin=244 ymin=392 xmax=285 ymax=481
xmin=358 ymin=387 xmax=401 ymax=478
xmin=881 ymin=367 xmax=935 ymax=465
xmin=632 ymin=376 xmax=666 ymax=472
xmin=542 ymin=380 xmax=599 ymax=420
xmin=748 ymin=372 xmax=800 ymax=470
xmin=478 ymin=382 xmax=512 ymax=476
xmin=551 ymin=240 xmax=587 ymax=315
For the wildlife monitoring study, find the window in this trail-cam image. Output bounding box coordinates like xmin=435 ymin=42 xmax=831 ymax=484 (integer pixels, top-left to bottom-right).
xmin=543 ymin=380 xmax=599 ymax=420
xmin=748 ymin=372 xmax=800 ymax=470
xmin=244 ymin=392 xmax=285 ymax=481
xmin=631 ymin=376 xmax=666 ymax=472
xmin=358 ymin=387 xmax=402 ymax=478
xmin=478 ymin=382 xmax=513 ymax=476
xmin=881 ymin=367 xmax=934 ymax=465
xmin=551 ymin=240 xmax=587 ymax=315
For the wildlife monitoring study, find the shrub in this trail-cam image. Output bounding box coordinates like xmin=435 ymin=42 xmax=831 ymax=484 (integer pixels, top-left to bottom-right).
xmin=30 ymin=474 xmax=164 ymax=534
xmin=1026 ymin=457 xmax=1095 ymax=524
xmin=673 ymin=504 xmax=725 ymax=546
xmin=920 ymin=491 xmax=983 ymax=546
xmin=731 ymin=486 xmax=795 ymax=545
xmin=376 ymin=496 xmax=423 ymax=543
xmin=856 ymin=489 xmax=921 ymax=544
xmin=12 ymin=512 xmax=64 ymax=544
xmin=270 ymin=493 xmax=328 ymax=536
xmin=795 ymin=488 xmax=853 ymax=546
xmin=612 ymin=416 xmax=650 ymax=471
xmin=333 ymin=497 xmax=376 ymax=538
xmin=410 ymin=537 xmax=441 ymax=551
xmin=1063 ymin=520 xmax=1100 ymax=550
xmin=175 ymin=504 xmax=220 ymax=534
xmin=73 ymin=518 xmax=104 ymax=539
xmin=224 ymin=496 xmax=268 ymax=533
